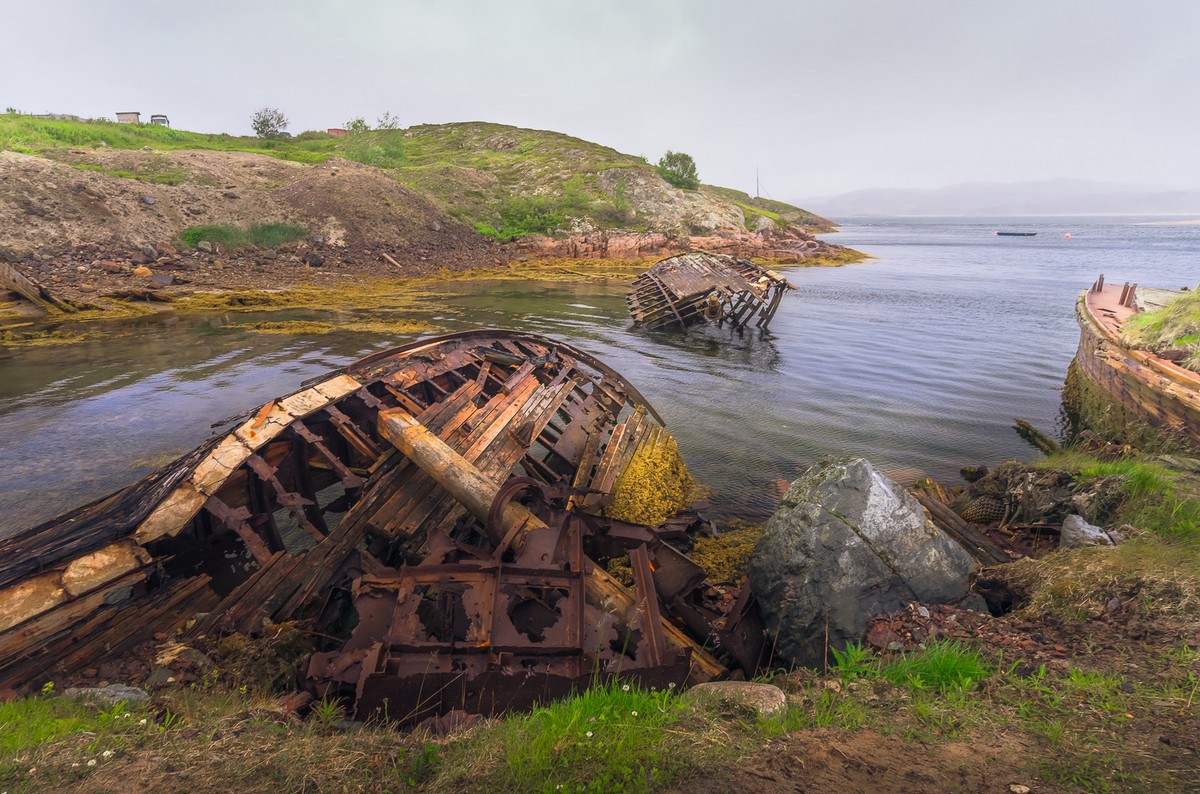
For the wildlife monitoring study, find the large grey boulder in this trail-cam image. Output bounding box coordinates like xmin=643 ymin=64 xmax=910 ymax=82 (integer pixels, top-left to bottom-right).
xmin=749 ymin=457 xmax=981 ymax=667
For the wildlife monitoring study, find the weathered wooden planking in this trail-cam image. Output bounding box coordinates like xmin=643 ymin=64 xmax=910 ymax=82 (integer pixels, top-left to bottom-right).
xmin=0 ymin=261 xmax=75 ymax=313
xmin=1074 ymin=289 xmax=1200 ymax=449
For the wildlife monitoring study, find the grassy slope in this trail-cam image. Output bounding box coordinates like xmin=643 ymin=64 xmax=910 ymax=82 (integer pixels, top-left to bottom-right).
xmin=0 ymin=115 xmax=831 ymax=238
xmin=702 ymin=184 xmax=835 ymax=231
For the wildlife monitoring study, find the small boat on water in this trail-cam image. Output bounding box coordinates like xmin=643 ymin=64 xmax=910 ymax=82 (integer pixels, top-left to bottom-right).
xmin=994 ymin=231 xmax=1037 ymax=237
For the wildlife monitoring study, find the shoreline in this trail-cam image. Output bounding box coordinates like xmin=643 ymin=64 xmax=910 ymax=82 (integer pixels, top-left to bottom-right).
xmin=1 ymin=249 xmax=870 ymax=348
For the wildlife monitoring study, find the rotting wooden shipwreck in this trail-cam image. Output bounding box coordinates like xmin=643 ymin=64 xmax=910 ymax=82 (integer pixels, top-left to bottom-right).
xmin=0 ymin=330 xmax=766 ymax=720
xmin=1066 ymin=276 xmax=1200 ymax=452
xmin=626 ymin=252 xmax=794 ymax=332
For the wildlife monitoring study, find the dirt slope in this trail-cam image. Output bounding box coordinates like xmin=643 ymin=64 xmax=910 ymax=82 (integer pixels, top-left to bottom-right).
xmin=0 ymin=149 xmax=494 ymax=265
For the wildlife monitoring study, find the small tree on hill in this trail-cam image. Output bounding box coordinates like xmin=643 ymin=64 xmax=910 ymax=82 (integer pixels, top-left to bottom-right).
xmin=657 ymin=151 xmax=700 ymax=190
xmin=344 ymin=116 xmax=370 ymax=135
xmin=251 ymin=107 xmax=288 ymax=138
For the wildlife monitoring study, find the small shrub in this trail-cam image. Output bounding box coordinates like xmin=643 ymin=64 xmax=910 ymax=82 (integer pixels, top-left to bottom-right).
xmin=831 ymin=641 xmax=878 ymax=684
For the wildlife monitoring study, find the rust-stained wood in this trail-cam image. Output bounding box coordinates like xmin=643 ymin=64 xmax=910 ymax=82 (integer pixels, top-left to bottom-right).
xmin=628 ymin=252 xmax=792 ymax=332
xmin=1 ymin=330 xmax=717 ymax=700
xmin=1073 ymin=284 xmax=1200 ymax=450
xmin=376 ymin=407 xmax=725 ymax=682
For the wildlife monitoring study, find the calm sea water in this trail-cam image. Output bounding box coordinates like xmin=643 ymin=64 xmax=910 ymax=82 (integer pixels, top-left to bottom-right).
xmin=2 ymin=216 xmax=1197 ymax=534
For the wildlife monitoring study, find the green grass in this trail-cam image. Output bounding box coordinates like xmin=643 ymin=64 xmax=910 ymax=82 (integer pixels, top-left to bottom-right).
xmin=1122 ymin=289 xmax=1200 ymax=372
xmin=0 ymin=113 xmax=336 ymax=164
xmin=176 ymin=222 xmax=307 ymax=251
xmin=829 ymin=639 xmax=992 ymax=694
xmin=491 ymin=679 xmax=686 ymax=793
xmin=0 ymin=694 xmax=148 ymax=756
xmin=880 ymin=641 xmax=991 ymax=693
xmin=1037 ymin=451 xmax=1200 ymax=542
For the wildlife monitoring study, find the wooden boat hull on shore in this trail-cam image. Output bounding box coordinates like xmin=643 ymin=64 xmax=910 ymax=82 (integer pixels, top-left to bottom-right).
xmin=0 ymin=330 xmax=749 ymax=707
xmin=1065 ymin=280 xmax=1200 ymax=452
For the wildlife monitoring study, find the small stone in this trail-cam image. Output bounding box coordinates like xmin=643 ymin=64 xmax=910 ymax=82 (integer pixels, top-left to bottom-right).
xmin=1105 ymin=596 xmax=1121 ymax=613
xmin=303 ymin=253 xmax=324 ymax=267
xmin=222 ymin=191 xmax=238 ymax=199
xmin=141 ymin=244 xmax=157 ymax=259
xmin=1061 ymin=514 xmax=1114 ymax=549
xmin=156 ymin=241 xmax=178 ymax=257
xmin=684 ymin=681 xmax=788 ymax=716
xmin=132 ymin=266 xmax=153 ymax=278
xmin=1009 ymin=785 xmax=1031 ymax=794
xmin=310 ymin=235 xmax=325 ymax=245
xmin=917 ymin=605 xmax=931 ymax=619
xmin=196 ymin=241 xmax=213 ymax=253
xmin=76 ymin=265 xmax=88 ymax=272
xmin=140 ymin=195 xmax=156 ymax=205
xmin=62 ymin=684 xmax=149 ymax=706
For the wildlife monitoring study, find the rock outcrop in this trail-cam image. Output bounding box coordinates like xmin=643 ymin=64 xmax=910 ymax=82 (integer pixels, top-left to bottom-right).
xmin=508 ymin=226 xmax=846 ymax=263
xmin=749 ymin=457 xmax=981 ymax=667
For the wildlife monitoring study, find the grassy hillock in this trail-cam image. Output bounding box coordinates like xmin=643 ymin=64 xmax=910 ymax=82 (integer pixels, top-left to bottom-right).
xmin=0 ymin=115 xmax=832 ymax=241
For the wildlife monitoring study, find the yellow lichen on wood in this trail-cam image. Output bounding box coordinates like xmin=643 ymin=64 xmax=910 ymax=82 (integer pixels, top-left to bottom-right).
xmin=606 ymin=434 xmax=692 ymax=527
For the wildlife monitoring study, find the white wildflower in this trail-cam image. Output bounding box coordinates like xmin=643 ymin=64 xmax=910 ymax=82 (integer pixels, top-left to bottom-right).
xmin=139 ymin=718 xmax=148 ymax=726
xmin=102 ymin=750 xmax=113 ymax=759
xmin=631 ymin=710 xmax=638 ymax=717
xmin=668 ymin=682 xmax=675 ymax=689
xmin=586 ymin=731 xmax=593 ymax=738
xmin=621 ymin=684 xmax=630 ymax=691
xmin=87 ymin=759 xmax=97 ymax=767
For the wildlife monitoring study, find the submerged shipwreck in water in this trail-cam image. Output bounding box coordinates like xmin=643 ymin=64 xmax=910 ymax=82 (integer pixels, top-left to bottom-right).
xmin=1065 ymin=276 xmax=1200 ymax=452
xmin=626 ymin=252 xmax=794 ymax=332
xmin=0 ymin=330 xmax=767 ymax=720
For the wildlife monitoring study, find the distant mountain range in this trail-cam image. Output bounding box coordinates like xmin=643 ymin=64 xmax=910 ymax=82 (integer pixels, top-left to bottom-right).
xmin=798 ymin=179 xmax=1200 ymax=218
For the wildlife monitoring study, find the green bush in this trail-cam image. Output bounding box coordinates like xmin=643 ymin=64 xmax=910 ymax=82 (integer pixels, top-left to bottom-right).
xmin=494 ymin=194 xmax=564 ymax=240
xmin=338 ymin=130 xmax=407 ymax=169
xmin=656 ymin=150 xmax=699 ymax=190
xmin=177 ymin=222 xmax=306 ymax=251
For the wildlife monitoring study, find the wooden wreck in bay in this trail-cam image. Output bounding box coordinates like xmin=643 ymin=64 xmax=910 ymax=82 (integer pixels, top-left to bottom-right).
xmin=626 ymin=252 xmax=794 ymax=332
xmin=0 ymin=330 xmax=764 ymax=719
xmin=1066 ymin=277 xmax=1200 ymax=452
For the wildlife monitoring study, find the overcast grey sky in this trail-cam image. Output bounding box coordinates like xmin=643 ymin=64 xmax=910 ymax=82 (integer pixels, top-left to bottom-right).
xmin=5 ymin=1 xmax=1198 ymax=201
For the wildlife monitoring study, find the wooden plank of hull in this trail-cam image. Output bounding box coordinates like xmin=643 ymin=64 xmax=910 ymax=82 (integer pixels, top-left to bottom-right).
xmin=1074 ymin=289 xmax=1200 ymax=449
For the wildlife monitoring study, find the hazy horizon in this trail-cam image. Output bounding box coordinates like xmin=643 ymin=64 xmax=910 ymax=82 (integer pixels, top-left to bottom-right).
xmin=5 ymin=1 xmax=1199 ymax=202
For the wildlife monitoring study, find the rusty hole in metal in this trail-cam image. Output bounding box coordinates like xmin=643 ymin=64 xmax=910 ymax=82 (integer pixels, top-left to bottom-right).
xmin=504 ymin=585 xmax=568 ymax=642
xmin=414 ymin=584 xmax=473 ymax=644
